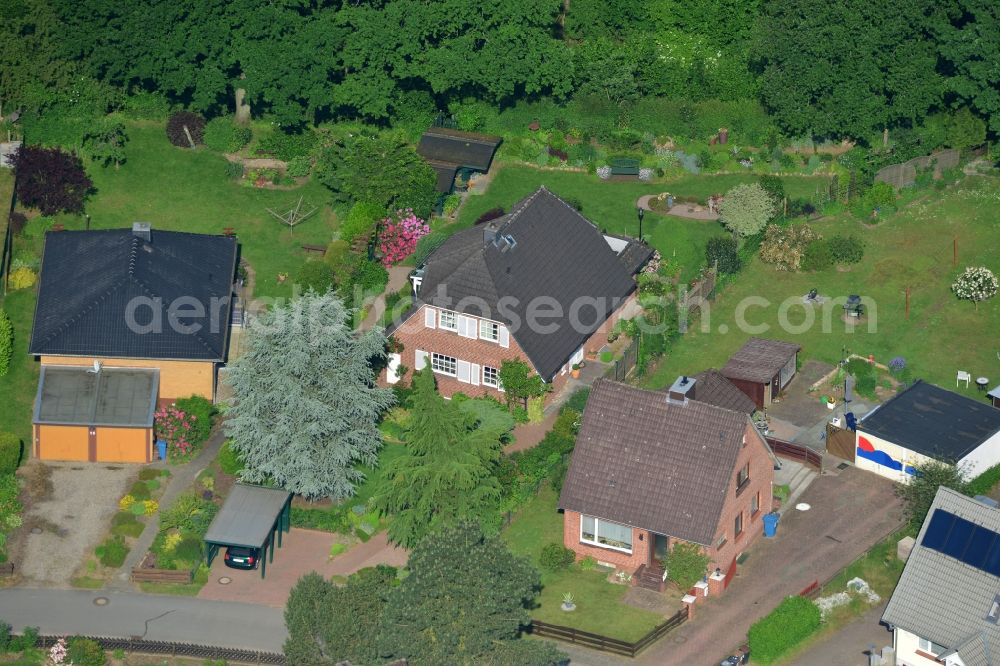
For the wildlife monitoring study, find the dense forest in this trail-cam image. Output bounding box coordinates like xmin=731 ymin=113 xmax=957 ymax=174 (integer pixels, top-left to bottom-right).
xmin=0 ymin=0 xmax=996 ymax=143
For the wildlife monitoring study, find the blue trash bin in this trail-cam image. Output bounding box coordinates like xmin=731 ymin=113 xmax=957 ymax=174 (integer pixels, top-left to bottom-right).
xmin=763 ymin=512 xmax=780 ymax=538
xmin=156 ymin=439 xmax=168 ymax=461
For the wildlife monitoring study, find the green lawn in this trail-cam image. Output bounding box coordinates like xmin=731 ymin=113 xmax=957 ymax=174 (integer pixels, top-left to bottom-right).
xmin=456 ymin=165 xmax=829 ymax=282
xmin=0 ymin=289 xmax=38 ymax=443
xmin=502 ymin=484 xmax=664 ymax=643
xmin=643 ymin=177 xmax=1000 ymax=398
xmin=71 ymin=122 xmax=340 ymax=299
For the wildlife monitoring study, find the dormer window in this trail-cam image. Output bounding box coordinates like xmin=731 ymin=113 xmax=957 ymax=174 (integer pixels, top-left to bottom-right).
xmin=479 ymin=320 xmax=500 ymax=342
xmin=439 ymin=309 xmax=458 ymax=331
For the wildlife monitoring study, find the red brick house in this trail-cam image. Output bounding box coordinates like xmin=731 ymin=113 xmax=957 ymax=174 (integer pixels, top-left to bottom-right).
xmin=384 ymin=187 xmax=652 ymax=399
xmin=559 ymin=378 xmax=775 ymax=592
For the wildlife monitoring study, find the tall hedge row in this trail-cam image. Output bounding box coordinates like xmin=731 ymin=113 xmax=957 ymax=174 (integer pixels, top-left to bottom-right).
xmin=748 ymin=595 xmax=821 ymax=664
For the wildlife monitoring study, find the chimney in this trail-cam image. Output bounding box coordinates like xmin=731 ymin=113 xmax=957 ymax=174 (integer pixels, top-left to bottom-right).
xmin=667 ymin=375 xmax=696 ymax=405
xmin=132 ymin=222 xmax=151 ymax=243
xmin=484 ymin=222 xmax=498 ymax=246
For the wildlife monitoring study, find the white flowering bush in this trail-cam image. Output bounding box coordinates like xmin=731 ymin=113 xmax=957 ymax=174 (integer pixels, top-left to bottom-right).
xmin=596 ymin=165 xmax=611 ymax=180
xmin=638 ymin=167 xmax=654 ymax=181
xmin=952 ymin=266 xmax=998 ymax=308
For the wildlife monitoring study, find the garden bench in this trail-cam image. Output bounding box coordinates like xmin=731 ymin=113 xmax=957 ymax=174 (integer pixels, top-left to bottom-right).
xmin=609 ymin=158 xmax=640 ymax=176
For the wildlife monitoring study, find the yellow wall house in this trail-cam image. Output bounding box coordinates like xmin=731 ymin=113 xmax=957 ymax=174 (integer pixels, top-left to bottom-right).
xmin=28 ymin=224 xmax=239 ymax=463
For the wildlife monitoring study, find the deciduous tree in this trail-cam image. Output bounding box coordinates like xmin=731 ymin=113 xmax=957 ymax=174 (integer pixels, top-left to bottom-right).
xmin=952 ymin=266 xmax=998 ymax=311
xmin=374 ymin=369 xmax=503 ymax=547
xmin=377 ymin=522 xmax=564 ymax=665
xmin=897 ymin=460 xmax=968 ymax=528
xmin=225 ymin=291 xmax=395 ymax=500
xmin=12 ymin=145 xmax=92 ymax=215
xmin=719 ymin=182 xmax=775 ymax=240
xmin=82 ymin=115 xmax=127 ymax=168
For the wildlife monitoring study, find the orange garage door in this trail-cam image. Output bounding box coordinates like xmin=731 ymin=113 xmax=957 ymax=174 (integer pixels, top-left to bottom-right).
xmin=95 ymin=427 xmax=150 ymax=463
xmin=37 ymin=425 xmax=90 ymax=461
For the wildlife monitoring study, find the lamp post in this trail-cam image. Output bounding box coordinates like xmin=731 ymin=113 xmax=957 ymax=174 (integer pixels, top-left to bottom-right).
xmin=636 ymin=206 xmax=645 ymax=242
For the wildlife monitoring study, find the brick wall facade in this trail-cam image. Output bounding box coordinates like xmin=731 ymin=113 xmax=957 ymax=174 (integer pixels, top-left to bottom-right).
xmin=563 ymin=421 xmax=774 ymax=582
xmin=384 ymin=293 xmax=638 ymax=400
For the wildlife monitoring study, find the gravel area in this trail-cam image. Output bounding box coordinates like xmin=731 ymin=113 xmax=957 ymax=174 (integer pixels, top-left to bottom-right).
xmin=19 ymin=463 xmax=137 ymax=586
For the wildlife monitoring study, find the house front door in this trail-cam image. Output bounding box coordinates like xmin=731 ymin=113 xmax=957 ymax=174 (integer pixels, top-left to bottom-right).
xmin=653 ymin=533 xmax=669 ymax=564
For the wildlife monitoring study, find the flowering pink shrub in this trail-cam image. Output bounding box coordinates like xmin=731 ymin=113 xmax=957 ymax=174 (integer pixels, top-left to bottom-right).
xmin=154 ymin=405 xmax=198 ymax=459
xmin=377 ymin=209 xmax=429 ymax=267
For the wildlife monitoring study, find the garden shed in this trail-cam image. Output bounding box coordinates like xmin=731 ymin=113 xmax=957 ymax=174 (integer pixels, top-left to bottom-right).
xmin=722 ymin=338 xmax=801 ymax=410
xmin=204 ymin=484 xmax=292 ymax=579
xmin=32 ymin=365 xmax=158 ymax=463
xmin=856 ymin=381 xmax=1000 ymax=482
xmin=416 ymin=127 xmax=502 ymax=193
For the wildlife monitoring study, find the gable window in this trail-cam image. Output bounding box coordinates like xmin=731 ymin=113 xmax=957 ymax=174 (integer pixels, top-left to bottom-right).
xmin=431 ymin=353 xmax=457 ymax=376
xmin=580 ymin=515 xmax=633 ymax=553
xmin=439 ymin=310 xmax=458 ymax=331
xmin=479 ymin=319 xmax=500 ymax=342
xmin=482 ymin=366 xmax=500 ymax=388
xmin=917 ymin=638 xmax=947 ymax=656
xmin=751 ymin=491 xmax=760 ymax=517
xmin=736 ymin=462 xmax=750 ymax=494
xmin=734 ymin=511 xmax=743 ymax=537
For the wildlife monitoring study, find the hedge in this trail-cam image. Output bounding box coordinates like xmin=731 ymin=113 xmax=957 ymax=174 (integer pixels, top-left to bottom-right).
xmin=0 ymin=310 xmax=12 ymax=377
xmin=967 ymin=463 xmax=1000 ymax=496
xmin=0 ymin=433 xmax=21 ymax=474
xmin=748 ymin=596 xmax=821 ymax=664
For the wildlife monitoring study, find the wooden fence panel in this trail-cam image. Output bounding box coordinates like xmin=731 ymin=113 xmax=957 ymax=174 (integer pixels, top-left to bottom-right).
xmin=529 ymin=608 xmax=688 ymax=658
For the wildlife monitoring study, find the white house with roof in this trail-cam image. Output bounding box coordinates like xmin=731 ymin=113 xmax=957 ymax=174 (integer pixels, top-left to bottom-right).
xmin=882 ymin=487 xmax=1000 ymax=666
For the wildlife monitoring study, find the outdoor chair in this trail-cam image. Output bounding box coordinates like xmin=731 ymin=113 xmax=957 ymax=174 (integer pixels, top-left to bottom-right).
xmin=957 ymin=370 xmax=971 ymax=388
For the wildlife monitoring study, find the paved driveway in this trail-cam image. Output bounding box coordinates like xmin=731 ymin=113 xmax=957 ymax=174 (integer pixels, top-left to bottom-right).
xmin=18 ymin=462 xmax=136 ymax=586
xmin=562 ymin=466 xmax=904 ymax=666
xmin=197 ymin=529 xmax=407 ymax=607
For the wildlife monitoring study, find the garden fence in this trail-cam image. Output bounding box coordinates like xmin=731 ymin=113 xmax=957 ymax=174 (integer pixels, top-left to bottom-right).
xmin=28 ymin=634 xmax=285 ymax=665
xmin=678 ymin=267 xmax=717 ymax=333
xmin=613 ymin=337 xmax=639 ymax=382
xmin=529 ymin=607 xmax=688 ymax=658
xmin=875 ymin=148 xmax=960 ymax=190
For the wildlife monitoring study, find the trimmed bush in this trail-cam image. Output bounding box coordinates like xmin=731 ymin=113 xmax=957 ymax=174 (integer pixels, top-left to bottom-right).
xmin=340 ymin=201 xmax=384 ymax=243
xmin=801 ymin=239 xmax=833 ymax=272
xmin=138 ymin=468 xmax=160 ymax=481
xmin=225 ymin=160 xmax=244 ymax=180
xmin=705 ymin=236 xmax=741 ymax=274
xmin=129 ymin=481 xmax=151 ymax=500
xmin=256 ymin=129 xmax=317 ymax=161
xmin=828 ymin=235 xmax=864 ymax=264
xmin=97 ymin=535 xmax=129 ymax=567
xmin=967 ymin=462 xmax=1000 ymax=496
xmin=67 ymin=636 xmax=106 ymax=666
xmin=0 ymin=433 xmax=21 ymax=474
xmin=845 ymin=358 xmax=874 ymax=378
xmin=166 ymin=111 xmax=205 ymax=147
xmin=563 ymin=388 xmax=591 ymax=414
xmin=0 ymin=310 xmax=12 ymax=378
xmin=203 ymin=117 xmax=252 ymax=153
xmin=540 ymin=543 xmax=576 ymax=572
xmin=218 ymin=440 xmax=244 ymax=476
xmin=748 ymin=596 xmax=821 ymax=664
xmin=112 ymin=516 xmax=144 ymax=538
xmin=173 ymin=535 xmax=204 ymax=564
xmin=855 ymin=374 xmax=878 ymax=399
xmin=286 ymin=156 xmax=312 ymax=178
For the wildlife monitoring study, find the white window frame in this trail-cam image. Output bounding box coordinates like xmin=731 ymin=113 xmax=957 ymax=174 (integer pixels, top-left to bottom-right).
xmin=483 ymin=366 xmax=501 ymax=388
xmin=918 ymin=638 xmax=946 ymax=656
xmin=431 ymin=353 xmax=457 ymax=376
xmin=579 ymin=515 xmax=633 ymax=554
xmin=479 ymin=319 xmax=500 ymax=342
xmin=438 ymin=309 xmax=458 ymax=331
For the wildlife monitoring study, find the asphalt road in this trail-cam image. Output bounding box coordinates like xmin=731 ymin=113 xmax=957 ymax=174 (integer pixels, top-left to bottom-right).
xmin=0 ymin=588 xmax=287 ymax=652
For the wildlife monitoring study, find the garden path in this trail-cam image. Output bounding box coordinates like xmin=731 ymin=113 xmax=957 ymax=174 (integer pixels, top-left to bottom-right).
xmin=359 ymin=265 xmax=412 ymax=331
xmin=107 ymin=429 xmax=227 ymax=591
xmin=636 ymin=194 xmax=720 ymax=221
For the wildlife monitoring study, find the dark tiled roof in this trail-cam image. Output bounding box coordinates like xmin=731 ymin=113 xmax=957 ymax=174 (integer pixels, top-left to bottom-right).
xmin=722 ymin=337 xmax=801 ymax=383
xmin=859 ymin=381 xmax=1000 ymax=461
xmin=559 ymin=379 xmax=750 ymax=546
xmin=30 ymin=229 xmax=238 ymax=361
xmin=416 ymin=188 xmax=642 ymax=380
xmin=33 ymin=365 xmax=158 ymax=427
xmin=426 ymin=160 xmax=459 ymax=193
xmin=690 ymin=369 xmax=757 ymax=414
xmin=416 ymin=128 xmax=502 ymax=172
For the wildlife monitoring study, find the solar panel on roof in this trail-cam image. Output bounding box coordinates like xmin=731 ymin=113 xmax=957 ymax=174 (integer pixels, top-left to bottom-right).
xmin=922 ymin=509 xmax=1000 ymax=578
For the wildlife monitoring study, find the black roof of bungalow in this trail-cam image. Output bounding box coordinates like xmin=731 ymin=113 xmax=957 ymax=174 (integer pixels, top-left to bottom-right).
xmin=29 ymin=227 xmax=238 ymax=361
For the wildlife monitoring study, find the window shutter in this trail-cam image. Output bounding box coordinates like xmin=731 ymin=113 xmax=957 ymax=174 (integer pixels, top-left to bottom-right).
xmin=414 ymin=350 xmax=428 ymax=370
xmin=424 ymin=307 xmax=436 ymax=329
xmin=456 ymin=360 xmax=471 ymax=383
xmin=387 ymin=353 xmax=402 ymax=384
xmin=498 ymin=325 xmax=509 ymax=348
xmin=470 ymin=364 xmax=480 ymax=386
xmin=459 ymin=315 xmax=477 ymax=339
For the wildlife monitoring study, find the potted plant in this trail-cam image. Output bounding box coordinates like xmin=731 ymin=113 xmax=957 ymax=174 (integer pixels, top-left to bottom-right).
xmin=561 ymin=592 xmax=576 ymax=612
xmin=571 ymin=363 xmax=581 ymax=379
